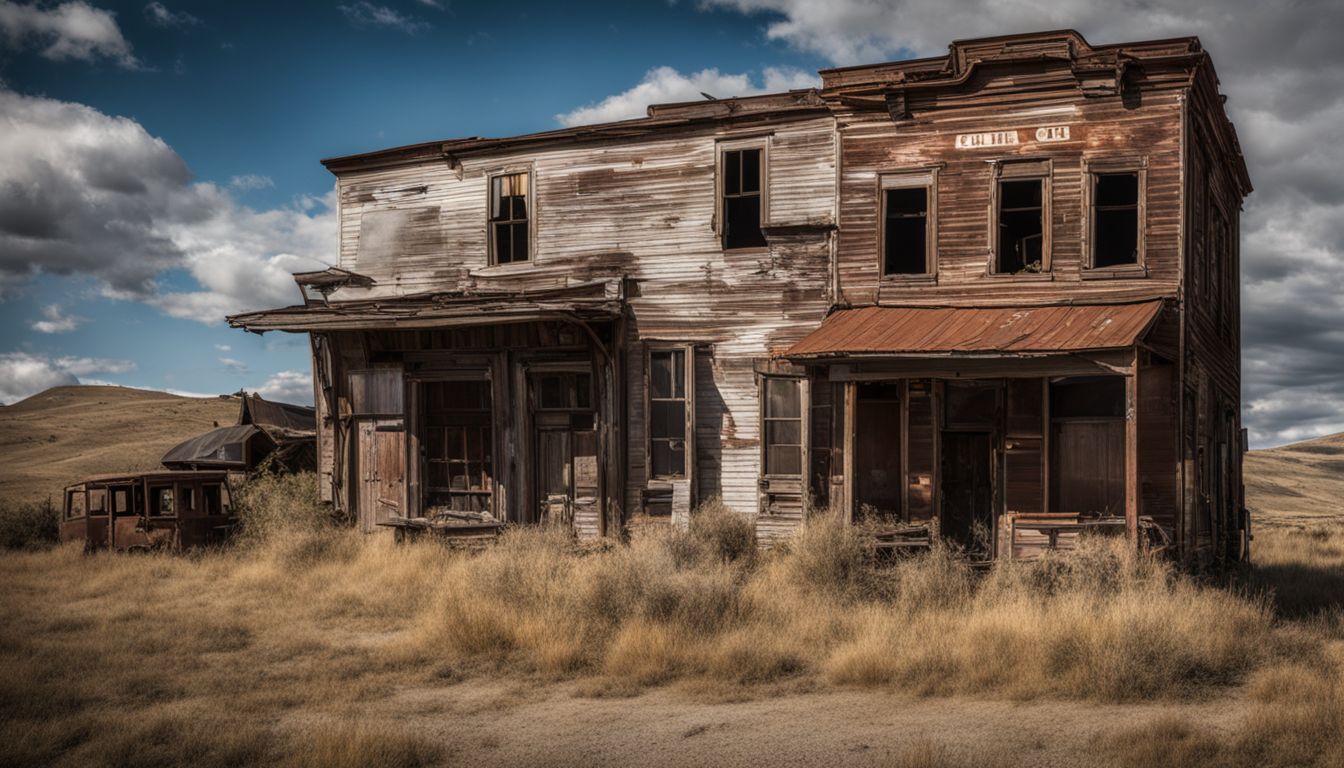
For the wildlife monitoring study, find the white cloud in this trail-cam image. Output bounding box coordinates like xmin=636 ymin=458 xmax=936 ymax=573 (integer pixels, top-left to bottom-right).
xmin=30 ymin=303 xmax=82 ymax=333
xmin=143 ymin=2 xmax=198 ymax=27
xmin=229 ymin=173 xmax=273 ymax=190
xmin=415 ymin=0 xmax=445 ymax=9
xmin=0 ymin=352 xmax=134 ymax=403
xmin=0 ymin=1 xmax=137 ymax=67
xmin=253 ymin=370 xmax=312 ymax=405
xmin=338 ymin=2 xmax=428 ymax=34
xmin=214 ymin=343 xmax=231 ymax=352
xmin=0 ymin=88 xmax=334 ymax=324
xmin=218 ymin=357 xmax=247 ymax=373
xmin=556 ymin=65 xmax=820 ymax=126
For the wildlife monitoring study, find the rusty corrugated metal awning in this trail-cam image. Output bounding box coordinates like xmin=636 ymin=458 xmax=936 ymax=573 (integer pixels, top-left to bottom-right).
xmin=784 ymin=301 xmax=1164 ymax=359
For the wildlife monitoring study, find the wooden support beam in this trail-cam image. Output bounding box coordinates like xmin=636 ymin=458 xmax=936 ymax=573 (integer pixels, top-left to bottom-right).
xmin=1125 ymin=347 xmax=1140 ymax=542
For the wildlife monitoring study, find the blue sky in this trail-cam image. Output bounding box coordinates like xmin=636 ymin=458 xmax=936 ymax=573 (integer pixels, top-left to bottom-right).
xmin=2 ymin=0 xmax=1343 ymax=446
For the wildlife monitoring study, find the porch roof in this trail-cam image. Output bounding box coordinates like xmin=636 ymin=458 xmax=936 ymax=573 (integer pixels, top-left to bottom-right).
xmin=226 ymin=279 xmax=624 ymax=333
xmin=783 ymin=300 xmax=1165 ymax=360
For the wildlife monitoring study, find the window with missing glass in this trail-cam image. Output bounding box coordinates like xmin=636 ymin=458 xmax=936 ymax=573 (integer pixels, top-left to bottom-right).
xmin=489 ymin=171 xmax=530 ymax=264
xmin=721 ymin=147 xmax=766 ymax=250
xmin=647 ymin=348 xmax=689 ymax=479
xmin=996 ymin=177 xmax=1046 ymax=273
xmin=762 ymin=377 xmax=802 ymax=477
xmin=881 ymin=171 xmax=936 ymax=276
xmin=1091 ymin=171 xmax=1141 ymax=268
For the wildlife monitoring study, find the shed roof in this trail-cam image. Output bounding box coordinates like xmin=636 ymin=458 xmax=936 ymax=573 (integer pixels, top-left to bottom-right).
xmin=161 ymin=425 xmax=269 ymax=468
xmin=783 ymin=301 xmax=1164 ymax=359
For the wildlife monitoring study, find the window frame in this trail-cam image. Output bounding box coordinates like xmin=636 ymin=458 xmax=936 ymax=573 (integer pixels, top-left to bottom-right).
xmin=644 ymin=343 xmax=695 ymax=482
xmin=989 ymin=159 xmax=1053 ymax=277
xmin=486 ymin=166 xmax=535 ymax=266
xmin=716 ymin=138 xmax=770 ymax=252
xmin=1082 ymin=158 xmax=1148 ymax=276
xmin=759 ymin=374 xmax=805 ymax=480
xmin=878 ymin=169 xmax=939 ymax=281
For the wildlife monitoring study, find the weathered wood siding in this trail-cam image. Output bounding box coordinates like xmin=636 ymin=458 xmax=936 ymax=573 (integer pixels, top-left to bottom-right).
xmin=324 ymin=116 xmax=837 ymax=531
xmin=832 ymin=62 xmax=1190 ymax=307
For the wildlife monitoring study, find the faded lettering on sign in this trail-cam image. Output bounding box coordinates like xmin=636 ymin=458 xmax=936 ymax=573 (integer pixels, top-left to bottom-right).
xmin=955 ymin=131 xmax=1019 ymax=149
xmin=1035 ymin=125 xmax=1071 ymax=142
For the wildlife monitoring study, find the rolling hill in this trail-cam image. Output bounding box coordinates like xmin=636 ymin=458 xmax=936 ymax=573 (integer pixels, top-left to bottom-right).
xmin=1244 ymin=431 xmax=1344 ymax=526
xmin=0 ymin=386 xmax=240 ymax=504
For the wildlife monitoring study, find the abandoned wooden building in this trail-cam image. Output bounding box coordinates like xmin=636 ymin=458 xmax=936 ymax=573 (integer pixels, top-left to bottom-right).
xmin=229 ymin=29 xmax=1251 ymax=565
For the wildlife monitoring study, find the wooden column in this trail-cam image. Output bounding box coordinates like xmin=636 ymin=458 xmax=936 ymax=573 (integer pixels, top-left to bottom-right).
xmin=842 ymin=380 xmax=857 ymax=523
xmin=1125 ymin=348 xmax=1140 ymax=542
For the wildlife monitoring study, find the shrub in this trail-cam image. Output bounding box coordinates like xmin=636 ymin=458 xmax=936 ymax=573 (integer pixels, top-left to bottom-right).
xmin=0 ymin=498 xmax=59 ymax=550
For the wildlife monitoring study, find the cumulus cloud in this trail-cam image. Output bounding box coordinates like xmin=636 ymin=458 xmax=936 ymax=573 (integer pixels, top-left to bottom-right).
xmin=228 ymin=173 xmax=273 ymax=190
xmin=699 ymin=0 xmax=1344 ymax=447
xmin=0 ymin=88 xmax=333 ymax=324
xmin=30 ymin=303 xmax=82 ymax=333
xmin=253 ymin=370 xmax=312 ymax=404
xmin=556 ymin=65 xmax=820 ymax=126
xmin=143 ymin=2 xmax=198 ymax=27
xmin=0 ymin=0 xmax=137 ymax=67
xmin=0 ymin=352 xmax=134 ymax=403
xmin=338 ymin=2 xmax=428 ymax=34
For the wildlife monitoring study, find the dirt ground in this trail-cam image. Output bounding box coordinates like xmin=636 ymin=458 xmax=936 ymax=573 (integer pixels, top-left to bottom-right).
xmin=309 ymin=677 xmax=1248 ymax=767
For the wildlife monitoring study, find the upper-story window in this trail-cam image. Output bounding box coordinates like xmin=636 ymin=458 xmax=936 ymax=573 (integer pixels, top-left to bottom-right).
xmin=1090 ymin=171 xmax=1142 ymax=268
xmin=993 ymin=161 xmax=1050 ymax=274
xmin=721 ymin=146 xmax=767 ymax=250
xmin=881 ymin=171 xmax=936 ymax=276
xmin=489 ymin=172 xmax=530 ymax=264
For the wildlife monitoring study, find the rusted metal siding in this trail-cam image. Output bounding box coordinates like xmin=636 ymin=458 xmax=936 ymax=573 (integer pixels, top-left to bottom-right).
xmin=786 ymin=301 xmax=1163 ymax=358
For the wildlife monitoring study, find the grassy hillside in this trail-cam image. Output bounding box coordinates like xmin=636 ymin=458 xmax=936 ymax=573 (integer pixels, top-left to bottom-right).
xmin=1245 ymin=432 xmax=1344 ymax=526
xmin=0 ymin=385 xmax=240 ymax=504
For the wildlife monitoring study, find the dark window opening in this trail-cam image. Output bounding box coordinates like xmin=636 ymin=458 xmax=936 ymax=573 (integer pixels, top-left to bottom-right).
xmin=1050 ymin=376 xmax=1125 ymax=419
xmin=997 ymin=179 xmax=1045 ymax=273
xmin=648 ymin=349 xmax=687 ymax=479
xmin=763 ymin=377 xmax=802 ymax=476
xmin=883 ymin=187 xmax=929 ymax=275
xmin=424 ymin=380 xmax=493 ymax=513
xmin=1093 ymin=172 xmax=1140 ymax=267
xmin=722 ymin=148 xmax=766 ymax=249
xmin=535 ymin=373 xmax=591 ymax=411
xmin=202 ymin=484 xmax=222 ymax=516
xmin=150 ymin=487 xmax=175 ymax=516
xmin=490 ymin=172 xmax=529 ymax=264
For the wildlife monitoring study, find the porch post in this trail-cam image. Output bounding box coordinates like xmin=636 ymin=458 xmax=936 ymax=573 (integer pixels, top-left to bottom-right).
xmin=1126 ymin=347 xmax=1140 ymax=542
xmin=842 ymin=380 xmax=856 ymax=523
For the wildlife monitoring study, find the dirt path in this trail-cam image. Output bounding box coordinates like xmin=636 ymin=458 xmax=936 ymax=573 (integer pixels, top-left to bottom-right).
xmin=315 ymin=678 xmax=1250 ymax=767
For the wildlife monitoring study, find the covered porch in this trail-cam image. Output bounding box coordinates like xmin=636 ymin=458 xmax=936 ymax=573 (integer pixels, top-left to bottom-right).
xmin=229 ymin=278 xmax=629 ymax=540
xmin=784 ymin=300 xmax=1179 ymax=560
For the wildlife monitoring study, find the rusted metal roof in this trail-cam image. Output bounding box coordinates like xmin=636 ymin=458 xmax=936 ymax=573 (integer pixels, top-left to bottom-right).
xmin=783 ymin=301 xmax=1164 ymax=359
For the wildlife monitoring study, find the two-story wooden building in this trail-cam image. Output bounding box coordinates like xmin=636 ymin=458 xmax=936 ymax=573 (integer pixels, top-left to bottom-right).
xmin=230 ymin=30 xmax=1251 ymax=565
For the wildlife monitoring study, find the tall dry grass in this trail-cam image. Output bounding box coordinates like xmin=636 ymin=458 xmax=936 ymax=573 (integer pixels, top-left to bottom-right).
xmin=2 ymin=474 xmax=1341 ymax=766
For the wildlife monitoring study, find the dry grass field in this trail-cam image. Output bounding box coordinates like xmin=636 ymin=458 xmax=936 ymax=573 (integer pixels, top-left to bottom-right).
xmin=1 ymin=405 xmax=1342 ymax=766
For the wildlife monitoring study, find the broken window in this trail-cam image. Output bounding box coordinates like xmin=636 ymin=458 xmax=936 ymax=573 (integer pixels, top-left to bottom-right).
xmin=1092 ymin=172 xmax=1140 ymax=268
xmin=883 ymin=184 xmax=931 ymax=275
xmin=996 ymin=177 xmax=1046 ymax=273
xmin=424 ymin=380 xmax=493 ymax=512
xmin=65 ymin=490 xmax=85 ymax=520
xmin=721 ymin=148 xmax=766 ymax=249
xmin=202 ymin=484 xmax=222 ymax=516
xmin=112 ymin=488 xmax=131 ymax=516
xmin=489 ymin=172 xmax=529 ymax=264
xmin=88 ymin=488 xmax=107 ymax=515
xmin=762 ymin=377 xmax=802 ymax=476
xmin=648 ymin=348 xmax=689 ymax=479
xmin=150 ymin=487 xmax=174 ymax=516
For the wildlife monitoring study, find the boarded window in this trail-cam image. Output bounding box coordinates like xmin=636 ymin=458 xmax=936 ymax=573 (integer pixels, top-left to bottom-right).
xmin=722 ymin=148 xmax=766 ymax=249
xmin=762 ymin=377 xmax=802 ymax=476
xmin=883 ymin=186 xmax=930 ymax=275
xmin=349 ymin=369 xmax=403 ymax=415
xmin=648 ymin=349 xmax=688 ymax=479
xmin=1092 ymin=172 xmax=1140 ymax=267
xmin=424 ymin=380 xmax=493 ymax=512
xmin=997 ymin=178 xmax=1045 ymax=273
xmin=489 ymin=172 xmax=529 ymax=264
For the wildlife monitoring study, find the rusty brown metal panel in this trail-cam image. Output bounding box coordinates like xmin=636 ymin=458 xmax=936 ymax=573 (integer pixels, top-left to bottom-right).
xmin=785 ymin=301 xmax=1163 ymax=358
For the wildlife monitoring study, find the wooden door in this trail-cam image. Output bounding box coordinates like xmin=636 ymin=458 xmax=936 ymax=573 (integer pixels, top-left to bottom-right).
xmin=357 ymin=418 xmax=405 ymax=532
xmin=941 ymin=432 xmax=993 ymax=555
xmin=536 ymin=428 xmax=572 ymax=528
xmin=1051 ymin=420 xmax=1125 ymax=516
